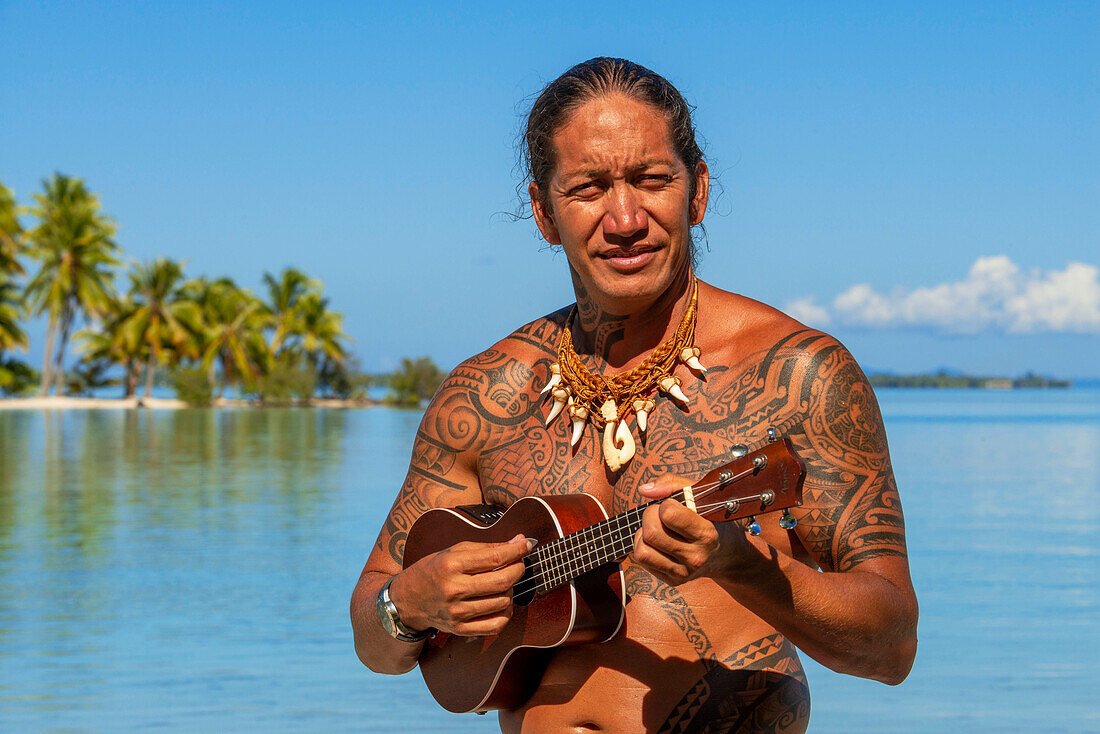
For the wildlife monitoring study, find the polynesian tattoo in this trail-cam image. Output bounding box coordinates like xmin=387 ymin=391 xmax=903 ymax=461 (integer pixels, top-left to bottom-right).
xmin=571 ymin=280 xmax=629 ymax=369
xmin=372 ymin=312 xmax=905 ymax=730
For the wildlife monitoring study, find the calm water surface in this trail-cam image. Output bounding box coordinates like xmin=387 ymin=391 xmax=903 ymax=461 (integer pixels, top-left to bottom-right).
xmin=1 ymin=390 xmax=1097 ymax=733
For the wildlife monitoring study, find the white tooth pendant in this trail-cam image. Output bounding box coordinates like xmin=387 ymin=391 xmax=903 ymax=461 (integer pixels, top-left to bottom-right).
xmin=546 ymin=386 xmax=570 ymax=425
xmin=540 ymin=363 xmax=562 ymax=394
xmin=679 ymin=346 xmax=707 ymax=375
xmin=632 ymin=398 xmax=655 ymax=434
xmin=602 ymin=417 xmax=636 ymax=472
xmin=659 ymin=375 xmax=689 ymax=405
xmin=568 ymin=401 xmax=589 ymax=447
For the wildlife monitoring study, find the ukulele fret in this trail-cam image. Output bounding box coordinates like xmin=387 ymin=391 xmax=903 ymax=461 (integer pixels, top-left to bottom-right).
xmin=533 ymin=503 xmax=653 ymax=592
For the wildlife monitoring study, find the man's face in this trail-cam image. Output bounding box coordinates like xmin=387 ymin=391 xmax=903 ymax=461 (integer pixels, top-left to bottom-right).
xmin=530 ymin=94 xmax=709 ymax=312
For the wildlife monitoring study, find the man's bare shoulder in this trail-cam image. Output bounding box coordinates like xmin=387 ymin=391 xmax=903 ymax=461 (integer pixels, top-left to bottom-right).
xmin=419 ymin=308 xmax=569 ymax=454
xmin=438 ymin=308 xmax=567 ymax=399
xmin=698 ymin=282 xmax=844 ymax=365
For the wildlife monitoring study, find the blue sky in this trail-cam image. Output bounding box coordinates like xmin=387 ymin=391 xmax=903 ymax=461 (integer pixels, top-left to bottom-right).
xmin=2 ymin=1 xmax=1097 ymax=378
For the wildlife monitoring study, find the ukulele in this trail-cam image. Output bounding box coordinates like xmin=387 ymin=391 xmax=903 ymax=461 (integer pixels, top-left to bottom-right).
xmin=402 ymin=434 xmax=806 ymax=713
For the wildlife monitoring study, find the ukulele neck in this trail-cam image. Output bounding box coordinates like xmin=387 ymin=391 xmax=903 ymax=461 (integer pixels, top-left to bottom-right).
xmin=525 ymin=497 xmax=666 ymax=594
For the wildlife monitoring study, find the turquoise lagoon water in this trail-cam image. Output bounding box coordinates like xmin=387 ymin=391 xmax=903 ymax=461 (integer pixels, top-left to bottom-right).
xmin=0 ymin=390 xmax=1097 ymax=733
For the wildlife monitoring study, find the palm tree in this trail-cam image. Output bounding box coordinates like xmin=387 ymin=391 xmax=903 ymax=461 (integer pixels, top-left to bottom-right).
xmin=75 ymin=296 xmax=146 ymax=398
xmin=290 ymin=292 xmax=348 ymax=376
xmin=24 ymin=174 xmax=119 ymax=395
xmin=0 ymin=180 xmax=27 ymax=360
xmin=199 ymin=278 xmax=271 ymax=397
xmin=0 ymin=179 xmax=24 ymax=279
xmin=117 ymin=258 xmax=201 ymax=398
xmin=0 ymin=279 xmax=29 ymax=355
xmin=262 ymin=267 xmax=318 ymax=356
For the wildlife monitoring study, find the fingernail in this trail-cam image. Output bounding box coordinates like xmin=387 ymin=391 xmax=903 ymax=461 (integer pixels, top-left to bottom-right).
xmin=640 ymin=482 xmax=655 ymax=492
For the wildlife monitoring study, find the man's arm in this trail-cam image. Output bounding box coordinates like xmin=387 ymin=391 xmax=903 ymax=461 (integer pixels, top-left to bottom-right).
xmin=349 ymin=381 xmax=528 ymax=675
xmin=633 ymin=338 xmax=918 ymax=684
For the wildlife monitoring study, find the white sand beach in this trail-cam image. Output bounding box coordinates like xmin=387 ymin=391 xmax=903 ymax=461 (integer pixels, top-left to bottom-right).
xmin=0 ymin=396 xmax=375 ymax=410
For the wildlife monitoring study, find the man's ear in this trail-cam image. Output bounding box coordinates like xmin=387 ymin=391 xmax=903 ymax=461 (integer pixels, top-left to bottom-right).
xmin=689 ymin=160 xmax=710 ymax=226
xmin=529 ymin=182 xmax=561 ymax=246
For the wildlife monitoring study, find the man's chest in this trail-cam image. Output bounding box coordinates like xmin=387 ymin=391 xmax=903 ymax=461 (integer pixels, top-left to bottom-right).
xmin=474 ymin=364 xmax=801 ymax=515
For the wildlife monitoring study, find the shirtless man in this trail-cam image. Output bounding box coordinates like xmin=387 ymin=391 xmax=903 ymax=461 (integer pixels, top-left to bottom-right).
xmin=351 ymin=57 xmax=918 ymax=733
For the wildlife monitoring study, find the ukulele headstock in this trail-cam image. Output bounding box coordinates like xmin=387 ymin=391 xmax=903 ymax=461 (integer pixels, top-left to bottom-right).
xmin=688 ymin=435 xmax=806 ymax=533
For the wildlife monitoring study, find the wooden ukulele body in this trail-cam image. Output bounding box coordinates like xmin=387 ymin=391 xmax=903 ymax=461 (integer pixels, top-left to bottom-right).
xmin=402 ymin=493 xmax=626 ymax=713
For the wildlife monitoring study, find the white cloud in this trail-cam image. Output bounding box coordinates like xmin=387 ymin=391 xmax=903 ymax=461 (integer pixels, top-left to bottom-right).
xmin=787 ymin=256 xmax=1100 ymax=335
xmin=785 ymin=297 xmax=831 ymax=327
xmin=1005 ymin=262 xmax=1100 ymax=333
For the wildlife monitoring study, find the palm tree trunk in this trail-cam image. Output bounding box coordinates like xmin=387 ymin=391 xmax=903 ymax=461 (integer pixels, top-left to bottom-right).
xmin=52 ymin=305 xmax=74 ymax=396
xmin=39 ymin=315 xmax=58 ymax=396
xmin=144 ymin=355 xmax=156 ymax=399
xmin=124 ymin=359 xmax=139 ymax=398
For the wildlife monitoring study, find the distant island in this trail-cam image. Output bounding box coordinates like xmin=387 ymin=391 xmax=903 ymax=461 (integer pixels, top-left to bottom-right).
xmin=868 ymin=371 xmax=1070 ymax=389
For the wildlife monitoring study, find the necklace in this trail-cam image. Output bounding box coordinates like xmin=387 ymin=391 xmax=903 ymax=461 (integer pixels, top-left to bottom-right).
xmin=540 ymin=281 xmax=707 ymax=471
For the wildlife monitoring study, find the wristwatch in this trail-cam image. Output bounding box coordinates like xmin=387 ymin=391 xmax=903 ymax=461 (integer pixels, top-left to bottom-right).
xmin=376 ymin=576 xmax=430 ymax=643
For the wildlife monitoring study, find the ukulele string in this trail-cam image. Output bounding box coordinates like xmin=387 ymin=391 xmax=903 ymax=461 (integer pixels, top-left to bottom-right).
xmin=511 ymin=474 xmax=742 ymax=596
xmin=511 ymin=466 xmax=765 ymax=597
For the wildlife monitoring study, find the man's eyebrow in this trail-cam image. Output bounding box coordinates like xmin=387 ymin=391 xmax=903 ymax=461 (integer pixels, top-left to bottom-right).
xmin=558 ymin=159 xmax=677 ymax=184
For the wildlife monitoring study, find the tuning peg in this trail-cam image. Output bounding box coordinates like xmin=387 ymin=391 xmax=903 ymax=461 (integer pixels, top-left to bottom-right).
xmin=767 ymin=427 xmax=778 ymax=442
xmin=779 ymin=510 xmax=797 ymax=530
xmin=746 ymin=516 xmax=761 ymax=536
xmin=730 ymin=443 xmax=748 ymax=458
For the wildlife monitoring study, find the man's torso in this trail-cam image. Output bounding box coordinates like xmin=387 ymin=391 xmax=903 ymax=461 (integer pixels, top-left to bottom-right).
xmin=430 ymin=285 xmax=834 ymax=732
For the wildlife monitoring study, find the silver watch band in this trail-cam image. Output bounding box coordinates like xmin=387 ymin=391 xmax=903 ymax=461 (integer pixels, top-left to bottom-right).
xmin=377 ymin=576 xmax=430 ymax=643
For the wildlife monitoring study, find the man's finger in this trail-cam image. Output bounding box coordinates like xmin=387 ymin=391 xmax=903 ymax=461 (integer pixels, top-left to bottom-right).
xmin=639 ymin=505 xmax=697 ymax=556
xmin=451 ymin=592 xmax=515 ymax=621
xmin=633 ymin=528 xmax=691 ymax=580
xmin=656 ymin=498 xmax=713 ymax=539
xmin=636 ymin=473 xmax=694 ymax=500
xmin=459 ymin=559 xmax=527 ymax=598
xmin=456 ymin=534 xmax=532 ymax=573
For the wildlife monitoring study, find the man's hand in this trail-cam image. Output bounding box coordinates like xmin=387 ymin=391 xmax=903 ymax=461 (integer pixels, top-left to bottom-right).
xmin=387 ymin=534 xmax=531 ymax=637
xmin=631 ymin=474 xmax=753 ymax=586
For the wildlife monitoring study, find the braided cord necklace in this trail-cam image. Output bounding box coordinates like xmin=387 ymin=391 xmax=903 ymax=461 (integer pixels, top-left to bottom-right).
xmin=540 ymin=280 xmax=707 ymax=471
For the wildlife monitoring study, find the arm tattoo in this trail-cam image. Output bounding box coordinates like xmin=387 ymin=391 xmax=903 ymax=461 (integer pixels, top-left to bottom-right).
xmin=373 ymin=316 xmax=568 ymax=566
xmin=792 ymin=337 xmax=908 ymax=571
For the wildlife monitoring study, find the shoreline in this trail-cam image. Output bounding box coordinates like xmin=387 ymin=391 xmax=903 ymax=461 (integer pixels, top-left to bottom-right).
xmin=0 ymin=396 xmax=379 ymax=410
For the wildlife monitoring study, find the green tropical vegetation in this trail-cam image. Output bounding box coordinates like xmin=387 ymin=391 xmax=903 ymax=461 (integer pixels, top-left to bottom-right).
xmin=869 ymin=371 xmax=1071 ymax=389
xmin=0 ymin=172 xmax=402 ymax=405
xmin=23 ymin=174 xmax=120 ymax=395
xmin=386 ymin=356 xmax=446 ymax=406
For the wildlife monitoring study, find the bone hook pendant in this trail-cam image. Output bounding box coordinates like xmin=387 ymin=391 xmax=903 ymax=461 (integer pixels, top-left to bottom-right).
xmin=632 ymin=398 xmax=655 ymax=434
xmin=602 ymin=418 xmax=636 ymax=472
xmin=659 ymin=375 xmax=689 ymax=405
xmin=600 ymin=398 xmax=618 ymax=423
xmin=540 ymin=363 xmax=562 ymax=394
xmin=679 ymin=346 xmax=707 ymax=375
xmin=546 ymin=386 xmax=570 ymax=425
xmin=568 ymin=401 xmax=589 ymax=447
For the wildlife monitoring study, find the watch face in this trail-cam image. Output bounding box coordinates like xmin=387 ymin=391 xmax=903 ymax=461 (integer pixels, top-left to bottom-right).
xmin=377 ymin=584 xmax=400 ymax=636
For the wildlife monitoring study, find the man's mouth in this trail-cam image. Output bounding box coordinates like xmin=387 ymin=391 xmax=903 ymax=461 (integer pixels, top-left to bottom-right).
xmin=600 ymin=246 xmax=659 ymax=272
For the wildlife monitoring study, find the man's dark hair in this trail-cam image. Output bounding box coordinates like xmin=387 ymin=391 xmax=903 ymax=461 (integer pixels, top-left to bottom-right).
xmin=522 ymin=57 xmax=705 ymax=212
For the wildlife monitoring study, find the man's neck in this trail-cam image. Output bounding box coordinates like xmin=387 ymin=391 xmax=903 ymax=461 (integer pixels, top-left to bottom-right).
xmin=569 ymin=266 xmax=694 ymax=371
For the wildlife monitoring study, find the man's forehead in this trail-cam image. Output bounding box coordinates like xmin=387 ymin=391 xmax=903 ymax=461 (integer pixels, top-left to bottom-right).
xmin=550 ymin=95 xmax=680 ymax=177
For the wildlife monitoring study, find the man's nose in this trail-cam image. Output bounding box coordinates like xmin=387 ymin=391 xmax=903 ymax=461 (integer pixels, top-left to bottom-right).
xmin=601 ymin=184 xmax=648 ymax=238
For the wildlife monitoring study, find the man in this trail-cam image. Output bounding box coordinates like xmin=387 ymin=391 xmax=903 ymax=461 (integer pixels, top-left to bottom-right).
xmin=351 ymin=57 xmax=917 ymax=733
